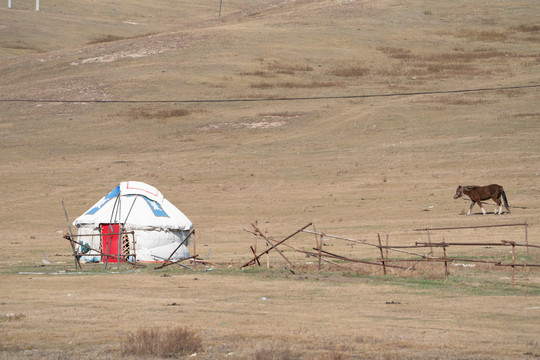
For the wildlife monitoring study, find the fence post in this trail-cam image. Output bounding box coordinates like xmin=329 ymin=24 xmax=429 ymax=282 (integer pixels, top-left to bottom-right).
xmin=378 ymin=233 xmax=387 ymax=275
xmin=442 ymin=238 xmax=448 ymax=280
xmin=313 ymin=225 xmax=322 ymax=270
xmin=317 ymin=234 xmax=323 ymax=270
xmin=525 ymin=223 xmax=529 ymax=255
xmin=511 ymin=242 xmax=515 ymax=286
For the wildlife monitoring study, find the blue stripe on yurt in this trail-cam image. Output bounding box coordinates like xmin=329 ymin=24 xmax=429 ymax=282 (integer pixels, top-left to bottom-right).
xmin=142 ymin=197 xmax=169 ymax=217
xmin=85 ymin=185 xmax=120 ymax=215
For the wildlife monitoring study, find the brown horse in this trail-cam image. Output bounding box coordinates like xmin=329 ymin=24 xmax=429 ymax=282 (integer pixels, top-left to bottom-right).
xmin=454 ymin=184 xmax=510 ymax=215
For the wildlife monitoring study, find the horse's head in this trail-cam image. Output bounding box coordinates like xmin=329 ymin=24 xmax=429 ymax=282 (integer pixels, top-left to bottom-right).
xmin=454 ymin=185 xmax=463 ymax=199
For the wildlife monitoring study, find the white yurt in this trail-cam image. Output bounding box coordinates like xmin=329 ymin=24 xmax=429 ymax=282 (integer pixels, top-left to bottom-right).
xmin=73 ymin=181 xmax=192 ymax=263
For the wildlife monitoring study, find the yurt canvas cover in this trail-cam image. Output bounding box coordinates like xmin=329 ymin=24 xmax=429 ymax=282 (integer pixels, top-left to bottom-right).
xmin=73 ymin=181 xmax=192 ymax=262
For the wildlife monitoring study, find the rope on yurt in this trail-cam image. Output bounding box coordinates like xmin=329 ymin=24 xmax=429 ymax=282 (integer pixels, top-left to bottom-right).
xmin=121 ymin=195 xmax=139 ymax=262
xmin=115 ymin=194 xmax=122 ymax=269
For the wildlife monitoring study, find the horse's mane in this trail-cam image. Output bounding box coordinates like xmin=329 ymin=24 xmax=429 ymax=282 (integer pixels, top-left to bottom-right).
xmin=463 ymin=185 xmax=480 ymax=191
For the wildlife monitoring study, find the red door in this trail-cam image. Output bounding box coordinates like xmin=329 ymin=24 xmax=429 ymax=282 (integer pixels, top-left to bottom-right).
xmin=101 ymin=224 xmax=123 ymax=263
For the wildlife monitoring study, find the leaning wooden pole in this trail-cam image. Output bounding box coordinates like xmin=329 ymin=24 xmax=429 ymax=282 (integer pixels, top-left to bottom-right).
xmin=266 ymin=241 xmax=270 ymax=269
xmin=156 ymin=255 xmax=197 ymax=269
xmin=253 ymin=222 xmax=259 ymax=261
xmin=314 ymin=247 xmax=407 ymax=269
xmin=241 ymin=223 xmax=312 ymax=268
xmin=154 ymin=229 xmax=194 ymax=270
xmin=426 ymin=229 xmax=433 ymax=256
xmin=250 ymin=246 xmax=261 ymax=266
xmin=62 ymin=201 xmax=81 ymax=270
xmin=251 ymin=223 xmax=294 ymax=268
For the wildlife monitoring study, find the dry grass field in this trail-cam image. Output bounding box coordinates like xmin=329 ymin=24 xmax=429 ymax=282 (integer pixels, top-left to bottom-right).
xmin=1 ymin=0 xmax=540 ymax=358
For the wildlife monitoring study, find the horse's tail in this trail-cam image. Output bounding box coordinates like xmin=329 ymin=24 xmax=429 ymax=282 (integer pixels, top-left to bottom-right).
xmin=501 ymin=187 xmax=510 ymax=212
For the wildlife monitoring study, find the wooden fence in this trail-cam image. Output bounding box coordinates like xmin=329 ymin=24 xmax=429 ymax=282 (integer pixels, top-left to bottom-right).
xmin=242 ymin=222 xmax=539 ymax=286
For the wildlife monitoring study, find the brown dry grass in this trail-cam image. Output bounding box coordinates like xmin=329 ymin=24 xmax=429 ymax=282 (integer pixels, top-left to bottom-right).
xmin=1 ymin=0 xmax=540 ymax=359
xmin=121 ymin=326 xmax=202 ymax=357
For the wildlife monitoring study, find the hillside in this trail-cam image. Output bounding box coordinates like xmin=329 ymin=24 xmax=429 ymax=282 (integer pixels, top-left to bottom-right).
xmin=2 ymin=0 xmax=539 ymax=257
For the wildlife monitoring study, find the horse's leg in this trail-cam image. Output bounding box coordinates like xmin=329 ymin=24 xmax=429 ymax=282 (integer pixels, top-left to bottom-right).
xmin=476 ymin=200 xmax=486 ymax=215
xmin=493 ymin=196 xmax=502 ymax=215
xmin=468 ymin=201 xmax=475 ymax=215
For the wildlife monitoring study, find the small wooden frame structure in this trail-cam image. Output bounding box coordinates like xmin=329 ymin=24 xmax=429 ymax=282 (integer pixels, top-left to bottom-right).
xmin=63 ymin=230 xmax=202 ymax=271
xmin=63 ymin=232 xmax=139 ymax=269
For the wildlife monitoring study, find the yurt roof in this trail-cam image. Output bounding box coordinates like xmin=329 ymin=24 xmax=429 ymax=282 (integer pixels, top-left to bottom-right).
xmin=73 ymin=181 xmax=192 ymax=231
